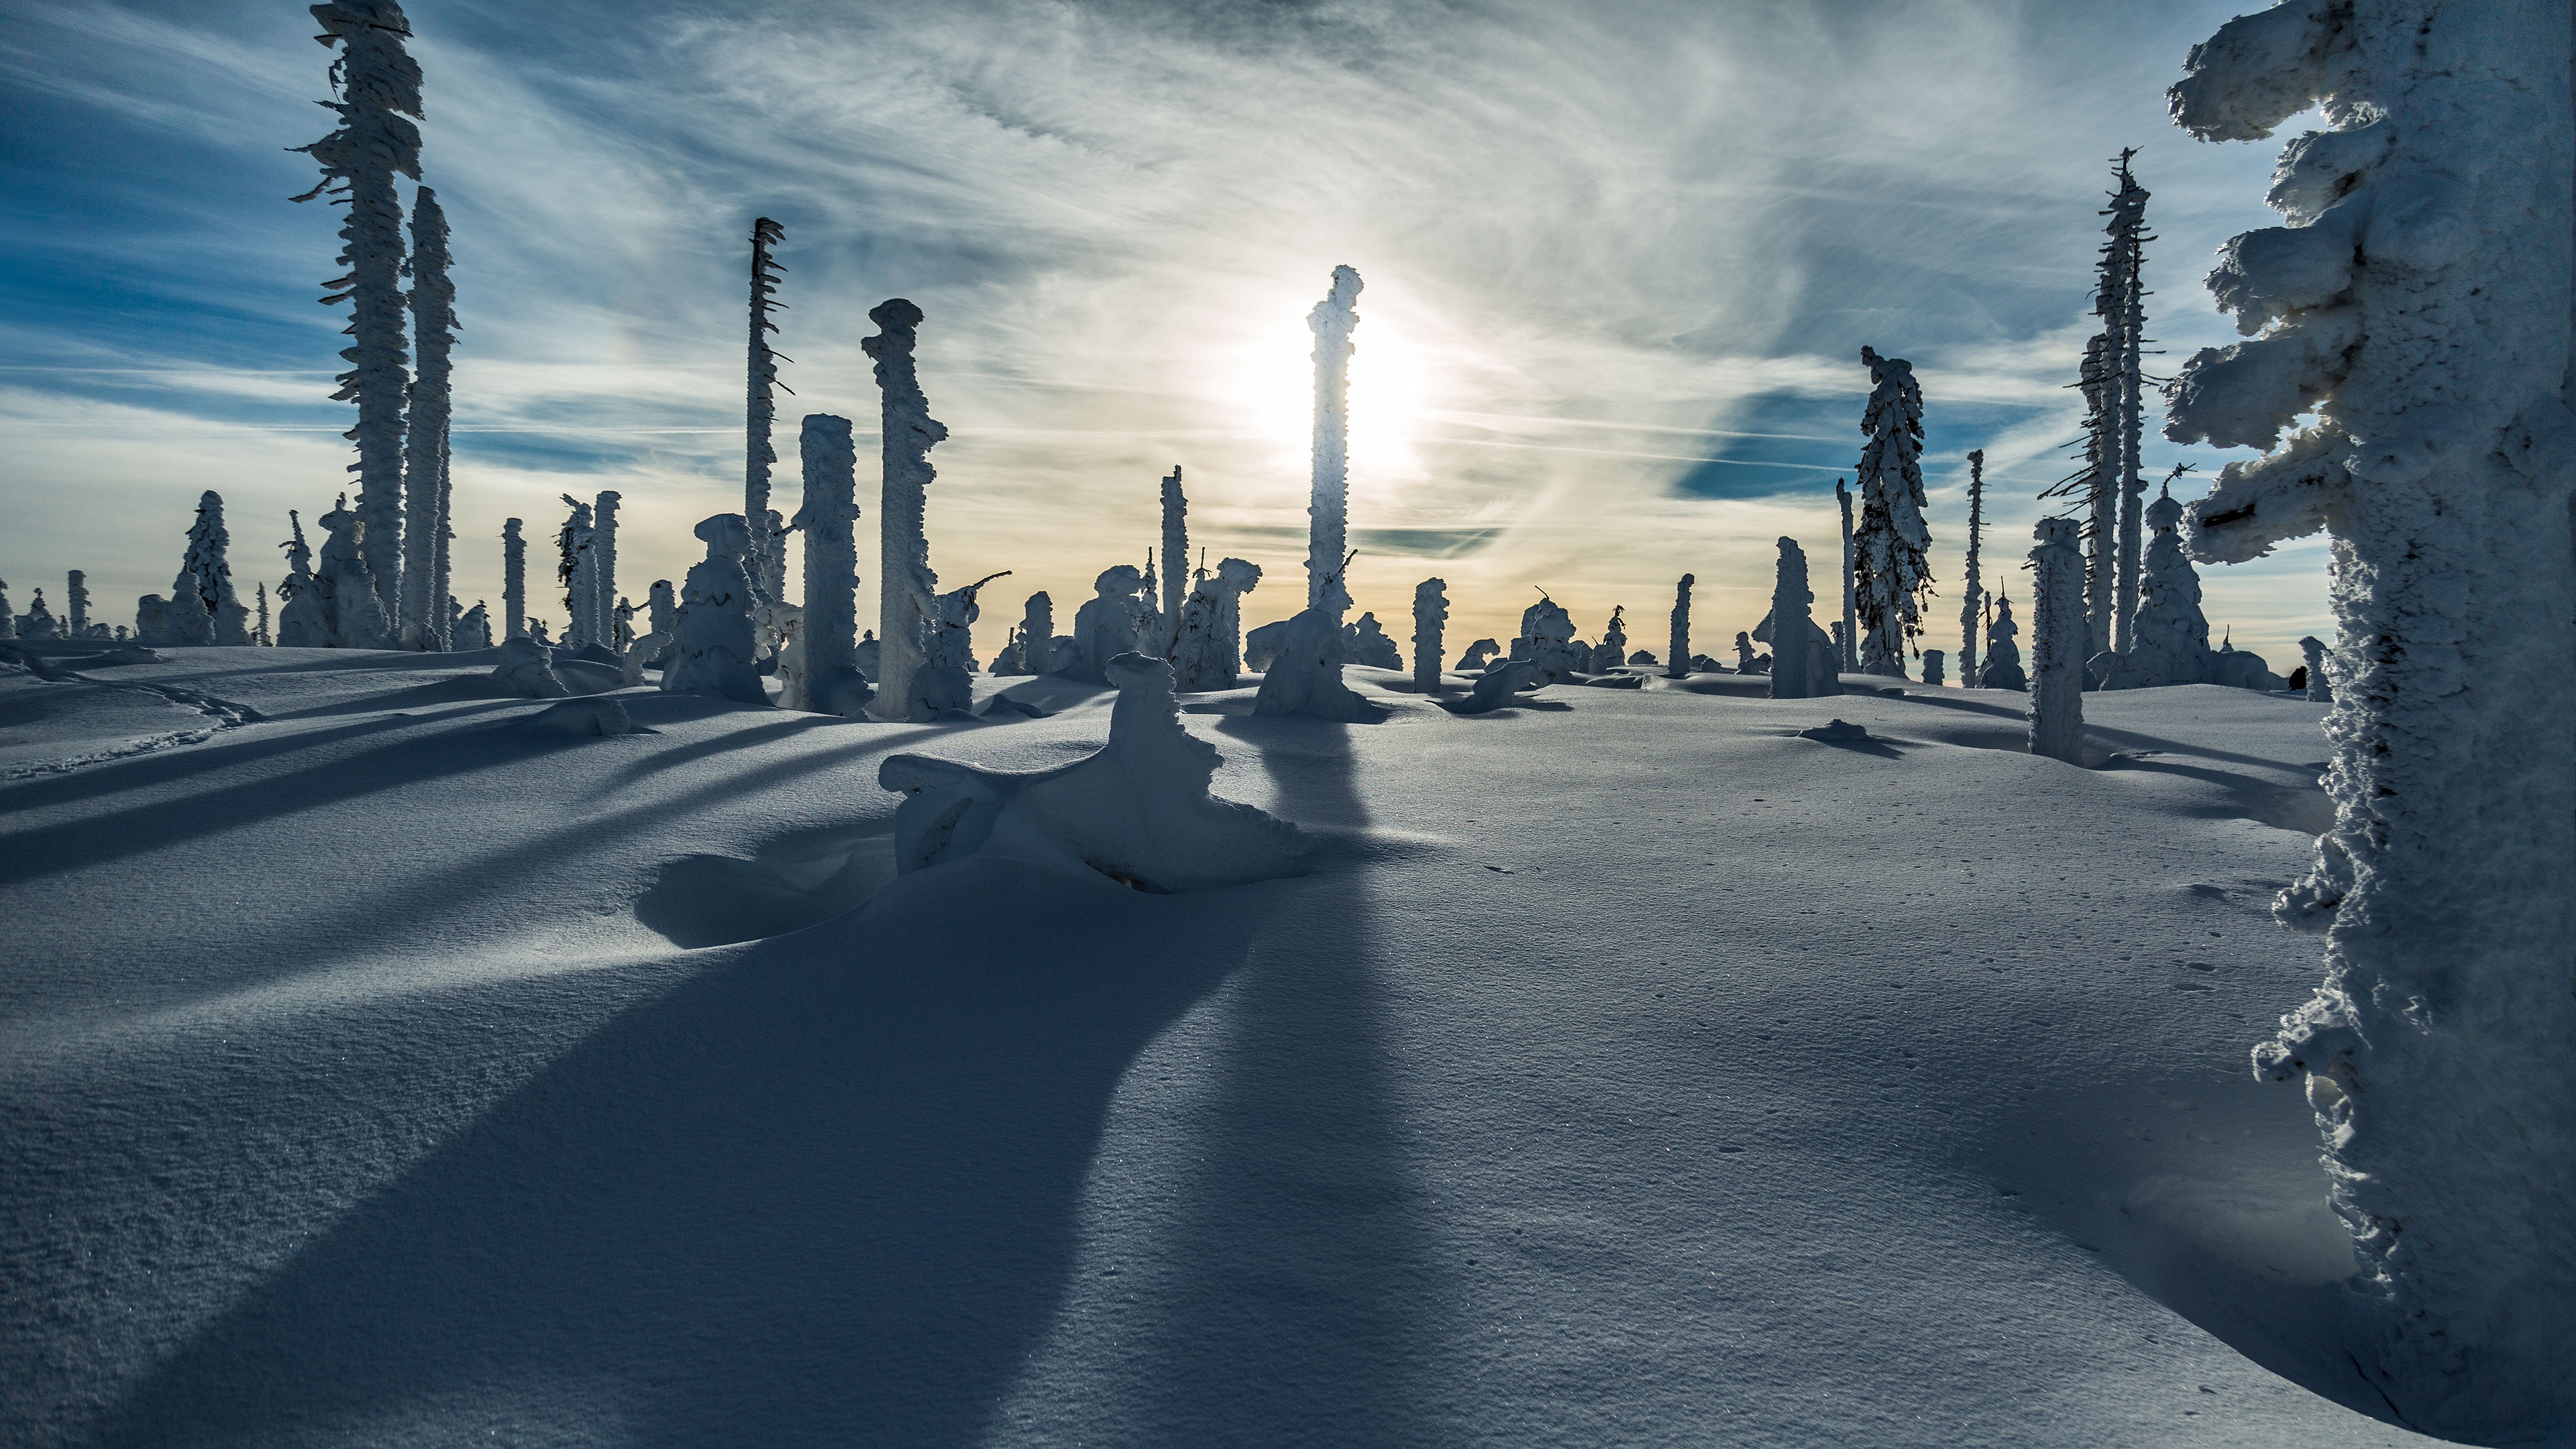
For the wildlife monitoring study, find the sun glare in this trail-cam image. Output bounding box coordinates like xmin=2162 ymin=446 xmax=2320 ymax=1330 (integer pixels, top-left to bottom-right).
xmin=1226 ymin=294 xmax=1429 ymax=491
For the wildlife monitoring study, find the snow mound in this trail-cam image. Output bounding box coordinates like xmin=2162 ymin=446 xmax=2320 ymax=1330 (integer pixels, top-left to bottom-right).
xmin=879 ymin=652 xmax=1311 ymax=892
xmin=491 ymin=638 xmax=569 ymax=699
xmin=520 ymin=698 xmax=649 ymax=737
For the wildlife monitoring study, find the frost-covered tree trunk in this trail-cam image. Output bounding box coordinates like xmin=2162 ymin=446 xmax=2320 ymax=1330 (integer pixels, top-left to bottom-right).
xmin=293 ymin=0 xmax=421 ymax=625
xmin=1307 ymin=266 xmax=1362 ymax=616
xmin=1960 ymin=449 xmax=1984 ymax=682
xmin=2027 ymin=517 xmax=2085 ymax=764
xmin=502 ymin=517 xmax=527 ymax=639
xmin=862 ymin=299 xmax=946 ymax=723
xmin=1666 ymin=574 xmax=1693 ymax=678
xmin=556 ymin=496 xmax=596 ymax=649
xmin=66 ymin=570 xmax=90 ymax=637
xmin=1854 ymin=347 xmax=1931 ymax=677
xmin=2163 ymin=8 xmax=2576 ymax=1429
xmin=592 ymin=490 xmax=620 ymax=646
xmin=1412 ymin=578 xmax=1446 ymax=692
xmin=1835 ymin=478 xmax=1859 ymax=672
xmin=400 ymin=186 xmax=453 ymax=648
xmin=253 ymin=582 xmax=270 ymax=646
xmin=745 ymin=217 xmax=789 ymax=602
xmin=1159 ymin=465 xmax=1188 ymax=655
xmin=1767 ymin=545 xmax=1814 ymax=700
xmin=2108 ymin=156 xmax=2153 ymax=656
xmin=786 ymin=413 xmax=868 ymax=714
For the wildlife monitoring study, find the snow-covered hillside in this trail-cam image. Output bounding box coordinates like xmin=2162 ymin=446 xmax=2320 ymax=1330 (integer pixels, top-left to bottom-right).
xmin=0 ymin=647 xmax=2434 ymax=1447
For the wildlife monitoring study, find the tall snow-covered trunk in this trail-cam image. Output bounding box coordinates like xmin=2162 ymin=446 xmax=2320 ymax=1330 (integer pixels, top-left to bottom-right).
xmin=2080 ymin=334 xmax=2118 ymax=659
xmin=1666 ymin=574 xmax=1693 ymax=679
xmin=862 ymin=299 xmax=946 ymax=723
xmin=1853 ymin=347 xmax=1931 ymax=677
xmin=502 ymin=517 xmax=527 ymax=639
xmin=294 ymin=0 xmax=422 ymax=627
xmin=1960 ymin=449 xmax=1984 ymax=682
xmin=1307 ymin=266 xmax=1362 ymax=617
xmin=2163 ymin=6 xmax=2576 ymax=1431
xmin=593 ymin=490 xmax=620 ymax=645
xmin=1018 ymin=592 xmax=1055 ymax=677
xmin=400 ymin=186 xmax=453 ymax=647
xmin=1836 ymin=478 xmax=1859 ymax=672
xmin=557 ymin=497 xmax=595 ymax=649
xmin=254 ymin=581 xmax=270 ymax=646
xmin=0 ymin=580 xmax=13 ymax=641
xmin=2109 ymin=158 xmax=2153 ymax=657
xmin=2027 ymin=517 xmax=2085 ymax=763
xmin=66 ymin=570 xmax=90 ymax=637
xmin=1412 ymin=577 xmax=1446 ymax=693
xmin=745 ymin=217 xmax=788 ymax=602
xmin=1160 ymin=466 xmax=1188 ymax=655
xmin=1767 ymin=547 xmax=1811 ymax=700
xmin=788 ymin=414 xmax=866 ymax=714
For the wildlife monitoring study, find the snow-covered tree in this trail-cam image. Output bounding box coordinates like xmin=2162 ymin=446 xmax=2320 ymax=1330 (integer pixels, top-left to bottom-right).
xmin=1734 ymin=631 xmax=1758 ymax=675
xmin=133 ymin=595 xmax=168 ymax=645
xmin=1250 ymin=600 xmax=1376 ymax=720
xmin=22 ymin=589 xmax=60 ymax=640
xmin=1959 ymin=449 xmax=1984 ymax=682
xmin=400 ymin=185 xmax=454 ymax=648
xmin=66 ymin=570 xmax=90 ymax=638
xmin=168 ymin=490 xmax=249 ymax=646
xmin=454 ymin=600 xmax=490 ymax=650
xmin=1159 ymin=466 xmax=1188 ymax=655
xmin=555 ymin=495 xmax=596 ymax=650
xmin=276 ymin=512 xmax=327 ymax=646
xmin=1072 ymin=565 xmax=1148 ymax=685
xmin=0 ymin=579 xmax=13 ymax=641
xmin=1412 ymin=578 xmax=1448 ymax=692
xmin=253 ymin=582 xmax=271 ymax=647
xmin=1835 ymin=478 xmax=1858 ymax=671
xmin=1015 ymin=592 xmax=1055 ymax=678
xmin=1307 ymin=266 xmax=1362 ymax=616
xmin=1921 ymin=649 xmax=1944 ymax=687
xmin=1667 ymin=574 xmax=1694 ymax=680
xmin=2298 ymin=636 xmax=2330 ymax=702
xmin=2027 ymin=517 xmax=2085 ymax=764
xmin=1591 ymin=604 xmax=1626 ymax=673
xmin=862 ymin=299 xmax=945 ymax=722
xmin=661 ymin=514 xmax=765 ymax=704
xmin=1853 ymin=347 xmax=1932 ymax=676
xmin=293 ymin=0 xmax=421 ymax=623
xmin=316 ymin=493 xmax=390 ymax=647
xmin=785 ymin=413 xmax=869 ymax=715
xmin=2106 ymin=157 xmax=2152 ymax=656
xmin=913 ymin=571 xmax=1008 ymax=716
xmin=745 ymin=217 xmax=790 ymax=603
xmin=2167 ymin=13 xmax=2576 ymax=1414
xmin=1766 ymin=542 xmax=1817 ymax=700
xmin=1977 ymin=593 xmax=2025 ymax=690
xmin=1514 ymin=593 xmax=1584 ymax=684
xmin=592 ymin=491 xmax=620 ymax=650
xmin=1344 ymin=611 xmax=1401 ymax=669
xmin=2096 ymin=478 xmax=2211 ymax=690
xmin=500 ymin=517 xmax=527 ymax=639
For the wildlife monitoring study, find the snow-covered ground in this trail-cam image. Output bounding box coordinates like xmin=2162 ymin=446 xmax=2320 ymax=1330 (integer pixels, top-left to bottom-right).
xmin=0 ymin=647 xmax=2436 ymax=1447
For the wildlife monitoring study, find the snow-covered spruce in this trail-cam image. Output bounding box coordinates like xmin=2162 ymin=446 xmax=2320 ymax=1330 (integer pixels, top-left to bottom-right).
xmin=1071 ymin=566 xmax=1148 ymax=686
xmin=2096 ymin=479 xmax=2212 ymax=690
xmin=1411 ymin=578 xmax=1448 ymax=692
xmin=660 ymin=514 xmax=765 ymax=705
xmin=2106 ymin=154 xmax=2153 ymax=657
xmin=2027 ymin=518 xmax=2085 ymax=765
xmin=317 ymin=494 xmax=390 ymax=648
xmin=612 ymin=596 xmax=634 ymax=653
xmin=1158 ymin=466 xmax=1188 ymax=655
xmin=21 ymin=590 xmax=60 ymax=641
xmin=912 ymin=572 xmax=1008 ymax=717
xmin=880 ymin=651 xmax=1308 ymax=889
xmin=2299 ymin=636 xmax=2330 ymax=702
xmin=182 ymin=490 xmax=250 ymax=646
xmin=1960 ymin=449 xmax=1984 ymax=682
xmin=276 ymin=511 xmax=327 ymax=647
xmin=1591 ymin=604 xmax=1626 ymax=674
xmin=0 ymin=579 xmax=13 ymax=641
xmin=400 ymin=186 xmax=455 ymax=648
xmin=861 ymin=299 xmax=946 ymax=724
xmin=1853 ymin=347 xmax=1932 ymax=677
xmin=1344 ymin=611 xmax=1401 ymax=671
xmin=1016 ymin=593 xmax=1055 ymax=678
xmin=500 ymin=518 xmax=527 ymax=640
xmin=293 ymin=0 xmax=421 ymax=624
xmin=1977 ymin=593 xmax=2025 ymax=690
xmin=1667 ymin=575 xmax=1693 ymax=679
xmin=1306 ymin=266 xmax=1362 ymax=617
xmin=132 ymin=594 xmax=168 ymax=645
xmin=784 ymin=414 xmax=869 ymax=716
xmin=555 ymin=496 xmax=596 ymax=650
xmin=745 ymin=217 xmax=790 ymax=603
xmin=2169 ymin=12 xmax=2576 ymax=1420
xmin=1835 ymin=478 xmax=1859 ymax=671
xmin=453 ymin=600 xmax=490 ymax=650
xmin=66 ymin=570 xmax=90 ymax=638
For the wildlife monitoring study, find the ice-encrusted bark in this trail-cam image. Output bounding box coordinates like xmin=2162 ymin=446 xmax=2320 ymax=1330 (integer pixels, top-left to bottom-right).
xmin=2098 ymin=481 xmax=2212 ymax=689
xmin=2107 ymin=156 xmax=2153 ymax=656
xmin=1960 ymin=449 xmax=1984 ymax=682
xmin=661 ymin=514 xmax=765 ymax=704
xmin=784 ymin=414 xmax=869 ymax=715
xmin=862 ymin=299 xmax=945 ymax=722
xmin=400 ymin=186 xmax=454 ymax=648
xmin=1307 ymin=266 xmax=1362 ymax=616
xmin=592 ymin=491 xmax=620 ymax=649
xmin=1854 ymin=347 xmax=1931 ymax=677
xmin=1767 ymin=543 xmax=1816 ymax=700
xmin=316 ymin=494 xmax=390 ymax=648
xmin=1159 ymin=466 xmax=1188 ymax=655
xmin=501 ymin=517 xmax=527 ymax=640
xmin=1412 ymin=578 xmax=1448 ymax=692
xmin=1344 ymin=611 xmax=1401 ymax=670
xmin=880 ymin=652 xmax=1309 ymax=890
xmin=1978 ymin=593 xmax=2025 ymax=690
xmin=2165 ymin=10 xmax=2576 ymax=1427
xmin=66 ymin=570 xmax=90 ymax=638
xmin=2027 ymin=518 xmax=2086 ymax=764
xmin=1592 ymin=604 xmax=1627 ymax=673
xmin=2299 ymin=635 xmax=2331 ymax=701
xmin=277 ymin=511 xmax=329 ymax=647
xmin=293 ymin=0 xmax=421 ymax=624
xmin=1835 ymin=479 xmax=1859 ymax=671
xmin=745 ymin=218 xmax=789 ymax=602
xmin=1666 ymin=575 xmax=1693 ymax=679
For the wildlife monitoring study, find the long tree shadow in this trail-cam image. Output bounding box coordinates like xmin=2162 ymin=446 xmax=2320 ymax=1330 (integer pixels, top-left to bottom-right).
xmin=92 ymin=856 xmax=1281 ymax=1448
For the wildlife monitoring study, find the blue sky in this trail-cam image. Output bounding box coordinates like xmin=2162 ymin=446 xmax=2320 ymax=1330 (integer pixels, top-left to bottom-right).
xmin=0 ymin=0 xmax=2329 ymax=663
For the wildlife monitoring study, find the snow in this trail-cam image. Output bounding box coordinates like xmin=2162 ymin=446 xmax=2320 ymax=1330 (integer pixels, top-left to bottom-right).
xmin=0 ymin=644 xmax=2443 ymax=1447
xmin=863 ymin=299 xmax=947 ymax=724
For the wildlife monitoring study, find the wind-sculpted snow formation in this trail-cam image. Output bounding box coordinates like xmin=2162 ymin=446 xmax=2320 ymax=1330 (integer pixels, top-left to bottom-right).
xmin=661 ymin=515 xmax=765 ymax=705
xmin=745 ymin=218 xmax=789 ymax=603
xmin=1407 ymin=579 xmax=1448 ymax=693
xmin=2027 ymin=519 xmax=2085 ymax=765
xmin=879 ymin=652 xmax=1309 ymax=890
xmin=1251 ymin=600 xmax=1377 ymax=721
xmin=2165 ymin=9 xmax=2576 ymax=1428
xmin=401 ymin=186 xmax=455 ymax=649
xmin=863 ymin=299 xmax=945 ymax=723
xmin=1344 ymin=612 xmax=1401 ymax=671
xmin=294 ymin=0 xmax=421 ymax=623
xmin=490 ymin=635 xmax=568 ymax=698
xmin=453 ymin=601 xmax=490 ymax=651
xmin=1853 ymin=347 xmax=1931 ymax=678
xmin=782 ymin=415 xmax=869 ymax=716
xmin=1515 ymin=594 xmax=1583 ymax=684
xmin=1454 ymin=638 xmax=1498 ymax=673
xmin=1666 ymin=576 xmax=1693 ymax=679
xmin=1436 ymin=658 xmax=1541 ymax=714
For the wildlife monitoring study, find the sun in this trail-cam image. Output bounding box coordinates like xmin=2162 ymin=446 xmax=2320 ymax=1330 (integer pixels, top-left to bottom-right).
xmin=1224 ymin=288 xmax=1429 ymax=489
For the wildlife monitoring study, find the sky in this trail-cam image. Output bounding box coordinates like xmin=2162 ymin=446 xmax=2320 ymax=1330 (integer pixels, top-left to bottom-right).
xmin=0 ymin=0 xmax=2332 ymax=668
